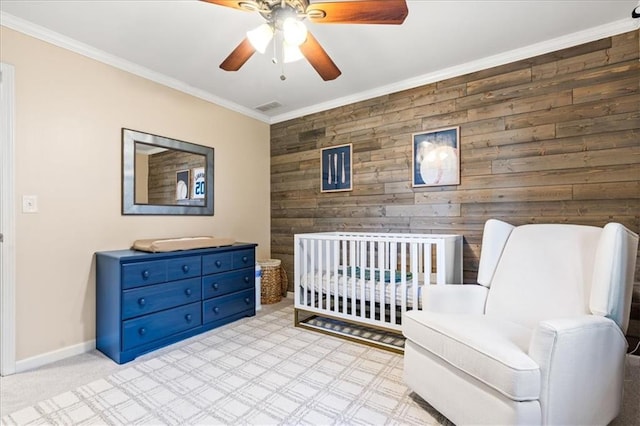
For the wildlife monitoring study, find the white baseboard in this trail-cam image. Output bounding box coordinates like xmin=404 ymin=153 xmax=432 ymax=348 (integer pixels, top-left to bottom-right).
xmin=287 ymin=291 xmax=294 ymax=299
xmin=15 ymin=340 xmax=95 ymax=374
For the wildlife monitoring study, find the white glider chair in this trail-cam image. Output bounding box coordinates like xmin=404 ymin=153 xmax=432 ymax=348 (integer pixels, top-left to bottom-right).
xmin=403 ymin=219 xmax=639 ymax=425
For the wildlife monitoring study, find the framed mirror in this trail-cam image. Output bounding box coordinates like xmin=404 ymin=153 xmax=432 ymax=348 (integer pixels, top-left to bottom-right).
xmin=122 ymin=128 xmax=214 ymax=215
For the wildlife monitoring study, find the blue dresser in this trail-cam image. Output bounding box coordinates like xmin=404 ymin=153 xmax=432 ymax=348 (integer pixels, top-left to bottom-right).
xmin=96 ymin=243 xmax=256 ymax=363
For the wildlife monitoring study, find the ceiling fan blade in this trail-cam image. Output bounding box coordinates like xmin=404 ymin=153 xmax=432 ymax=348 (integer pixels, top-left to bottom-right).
xmin=299 ymin=32 xmax=341 ymax=81
xmin=307 ymin=0 xmax=408 ymax=24
xmin=199 ymin=0 xmax=255 ymax=11
xmin=220 ymin=38 xmax=256 ymax=71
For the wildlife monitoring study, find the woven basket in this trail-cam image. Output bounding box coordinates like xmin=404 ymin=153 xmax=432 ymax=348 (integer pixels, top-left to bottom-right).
xmin=259 ymin=259 xmax=282 ymax=304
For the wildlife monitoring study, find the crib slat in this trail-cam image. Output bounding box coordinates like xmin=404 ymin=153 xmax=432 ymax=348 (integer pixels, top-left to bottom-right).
xmin=390 ymin=242 xmax=397 ymax=326
xmin=309 ymin=240 xmax=318 ymax=307
xmin=350 ymin=239 xmax=356 ymax=317
xmin=336 ymin=240 xmax=348 ymax=315
xmin=400 ymin=243 xmax=407 ymax=317
xmin=436 ymin=239 xmax=445 ymax=285
xmin=378 ymin=239 xmax=386 ymax=324
xmin=411 ymin=242 xmax=419 ymax=312
xmin=331 ymin=240 xmax=340 ymax=312
xmin=359 ymin=240 xmax=366 ymax=319
xmin=301 ymin=238 xmax=307 ymax=307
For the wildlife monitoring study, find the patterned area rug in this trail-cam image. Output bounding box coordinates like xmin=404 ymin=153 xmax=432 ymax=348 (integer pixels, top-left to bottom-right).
xmin=2 ymin=306 xmax=450 ymax=425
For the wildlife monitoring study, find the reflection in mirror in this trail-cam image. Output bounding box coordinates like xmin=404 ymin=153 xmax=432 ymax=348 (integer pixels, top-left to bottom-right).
xmin=134 ymin=143 xmax=206 ymax=206
xmin=122 ymin=129 xmax=214 ymax=215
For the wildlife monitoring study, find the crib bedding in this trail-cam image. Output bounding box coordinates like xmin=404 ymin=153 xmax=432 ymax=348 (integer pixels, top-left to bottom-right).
xmin=300 ymin=271 xmax=424 ymax=308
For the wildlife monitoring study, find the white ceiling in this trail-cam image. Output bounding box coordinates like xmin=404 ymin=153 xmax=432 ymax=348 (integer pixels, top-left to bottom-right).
xmin=1 ymin=1 xmax=638 ymax=123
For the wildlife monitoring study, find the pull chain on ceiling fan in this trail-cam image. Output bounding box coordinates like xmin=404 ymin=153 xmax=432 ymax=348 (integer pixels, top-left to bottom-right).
xmin=200 ymin=0 xmax=409 ymax=81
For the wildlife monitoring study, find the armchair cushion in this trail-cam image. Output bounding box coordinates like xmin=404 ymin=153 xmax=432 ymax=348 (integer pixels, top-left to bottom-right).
xmin=403 ymin=310 xmax=539 ymax=400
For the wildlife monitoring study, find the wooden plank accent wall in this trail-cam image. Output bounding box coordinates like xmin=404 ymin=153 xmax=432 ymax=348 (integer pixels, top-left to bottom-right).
xmin=270 ymin=31 xmax=640 ymax=316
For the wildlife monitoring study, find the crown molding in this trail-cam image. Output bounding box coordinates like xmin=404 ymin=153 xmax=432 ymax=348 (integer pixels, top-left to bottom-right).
xmin=270 ymin=17 xmax=639 ymax=124
xmin=0 ymin=12 xmax=271 ymax=124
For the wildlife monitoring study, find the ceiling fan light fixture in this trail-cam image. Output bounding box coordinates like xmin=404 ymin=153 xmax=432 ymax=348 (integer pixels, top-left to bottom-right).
xmin=282 ymin=17 xmax=307 ymax=46
xmin=283 ymin=41 xmax=304 ymax=63
xmin=246 ymin=23 xmax=274 ymax=53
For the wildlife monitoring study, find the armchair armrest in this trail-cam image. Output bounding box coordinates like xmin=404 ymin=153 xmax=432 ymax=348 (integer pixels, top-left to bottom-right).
xmin=422 ymin=284 xmax=488 ymax=314
xmin=528 ymin=315 xmax=627 ymax=425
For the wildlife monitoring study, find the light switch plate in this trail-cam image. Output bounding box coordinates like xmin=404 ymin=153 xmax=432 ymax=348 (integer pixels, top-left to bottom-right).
xmin=22 ymin=195 xmax=38 ymax=213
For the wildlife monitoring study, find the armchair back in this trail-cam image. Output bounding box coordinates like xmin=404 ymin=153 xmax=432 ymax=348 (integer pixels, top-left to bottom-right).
xmin=485 ymin=224 xmax=602 ymax=329
xmin=483 ymin=221 xmax=638 ymax=332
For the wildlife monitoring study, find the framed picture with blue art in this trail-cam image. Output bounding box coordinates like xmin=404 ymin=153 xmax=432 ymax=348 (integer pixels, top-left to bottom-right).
xmin=321 ymin=143 xmax=352 ymax=192
xmin=412 ymin=126 xmax=460 ymax=187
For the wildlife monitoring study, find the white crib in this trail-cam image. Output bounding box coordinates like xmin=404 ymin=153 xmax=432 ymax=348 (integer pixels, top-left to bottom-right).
xmin=294 ymin=232 xmax=463 ymax=345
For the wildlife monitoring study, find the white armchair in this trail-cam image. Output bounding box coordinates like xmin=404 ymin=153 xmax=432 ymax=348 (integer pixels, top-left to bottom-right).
xmin=403 ymin=219 xmax=639 ymax=425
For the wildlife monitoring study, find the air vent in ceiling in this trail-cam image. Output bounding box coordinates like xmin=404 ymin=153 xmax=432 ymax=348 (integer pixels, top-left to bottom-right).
xmin=255 ymin=101 xmax=282 ymax=112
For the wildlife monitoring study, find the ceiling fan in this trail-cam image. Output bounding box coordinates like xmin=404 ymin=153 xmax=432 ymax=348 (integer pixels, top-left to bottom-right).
xmin=201 ymin=0 xmax=408 ymax=81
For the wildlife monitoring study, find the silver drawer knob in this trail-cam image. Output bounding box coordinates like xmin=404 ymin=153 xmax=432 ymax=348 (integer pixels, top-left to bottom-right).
xmin=138 ymin=327 xmax=146 ymax=335
xmin=142 ymin=270 xmax=150 ymax=279
xmin=215 ymin=260 xmax=222 ymax=268
xmin=182 ymin=265 xmax=189 ymax=273
xmin=212 ymin=283 xmax=219 ymax=290
xmin=185 ymin=314 xmax=192 ymax=322
xmin=213 ymin=307 xmax=220 ymax=314
xmin=138 ymin=298 xmax=146 ymax=306
xmin=185 ymin=288 xmax=192 ymax=296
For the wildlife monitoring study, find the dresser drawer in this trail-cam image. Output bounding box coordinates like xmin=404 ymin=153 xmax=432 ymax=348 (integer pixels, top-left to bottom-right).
xmin=122 ymin=260 xmax=167 ymax=289
xmin=167 ymin=256 xmax=201 ymax=281
xmin=122 ymin=302 xmax=201 ymax=351
xmin=202 ymin=267 xmax=254 ymax=299
xmin=202 ymin=252 xmax=233 ymax=275
xmin=122 ymin=277 xmax=201 ymax=320
xmin=203 ymin=289 xmax=254 ymax=324
xmin=233 ymin=249 xmax=255 ymax=269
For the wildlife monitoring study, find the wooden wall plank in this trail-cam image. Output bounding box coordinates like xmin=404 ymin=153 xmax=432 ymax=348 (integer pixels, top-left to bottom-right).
xmin=415 ymin=185 xmax=573 ymax=204
xmin=573 ymin=77 xmax=639 ymax=104
xmin=491 ymin=146 xmax=639 ymax=174
xmin=467 ymin=129 xmax=640 ymax=161
xmin=466 ymin=68 xmax=532 ymax=96
xmin=573 ymin=181 xmax=640 ymax=200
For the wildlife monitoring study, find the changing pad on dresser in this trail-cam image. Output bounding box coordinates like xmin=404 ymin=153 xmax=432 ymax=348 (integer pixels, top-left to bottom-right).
xmin=132 ymin=236 xmax=236 ymax=253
